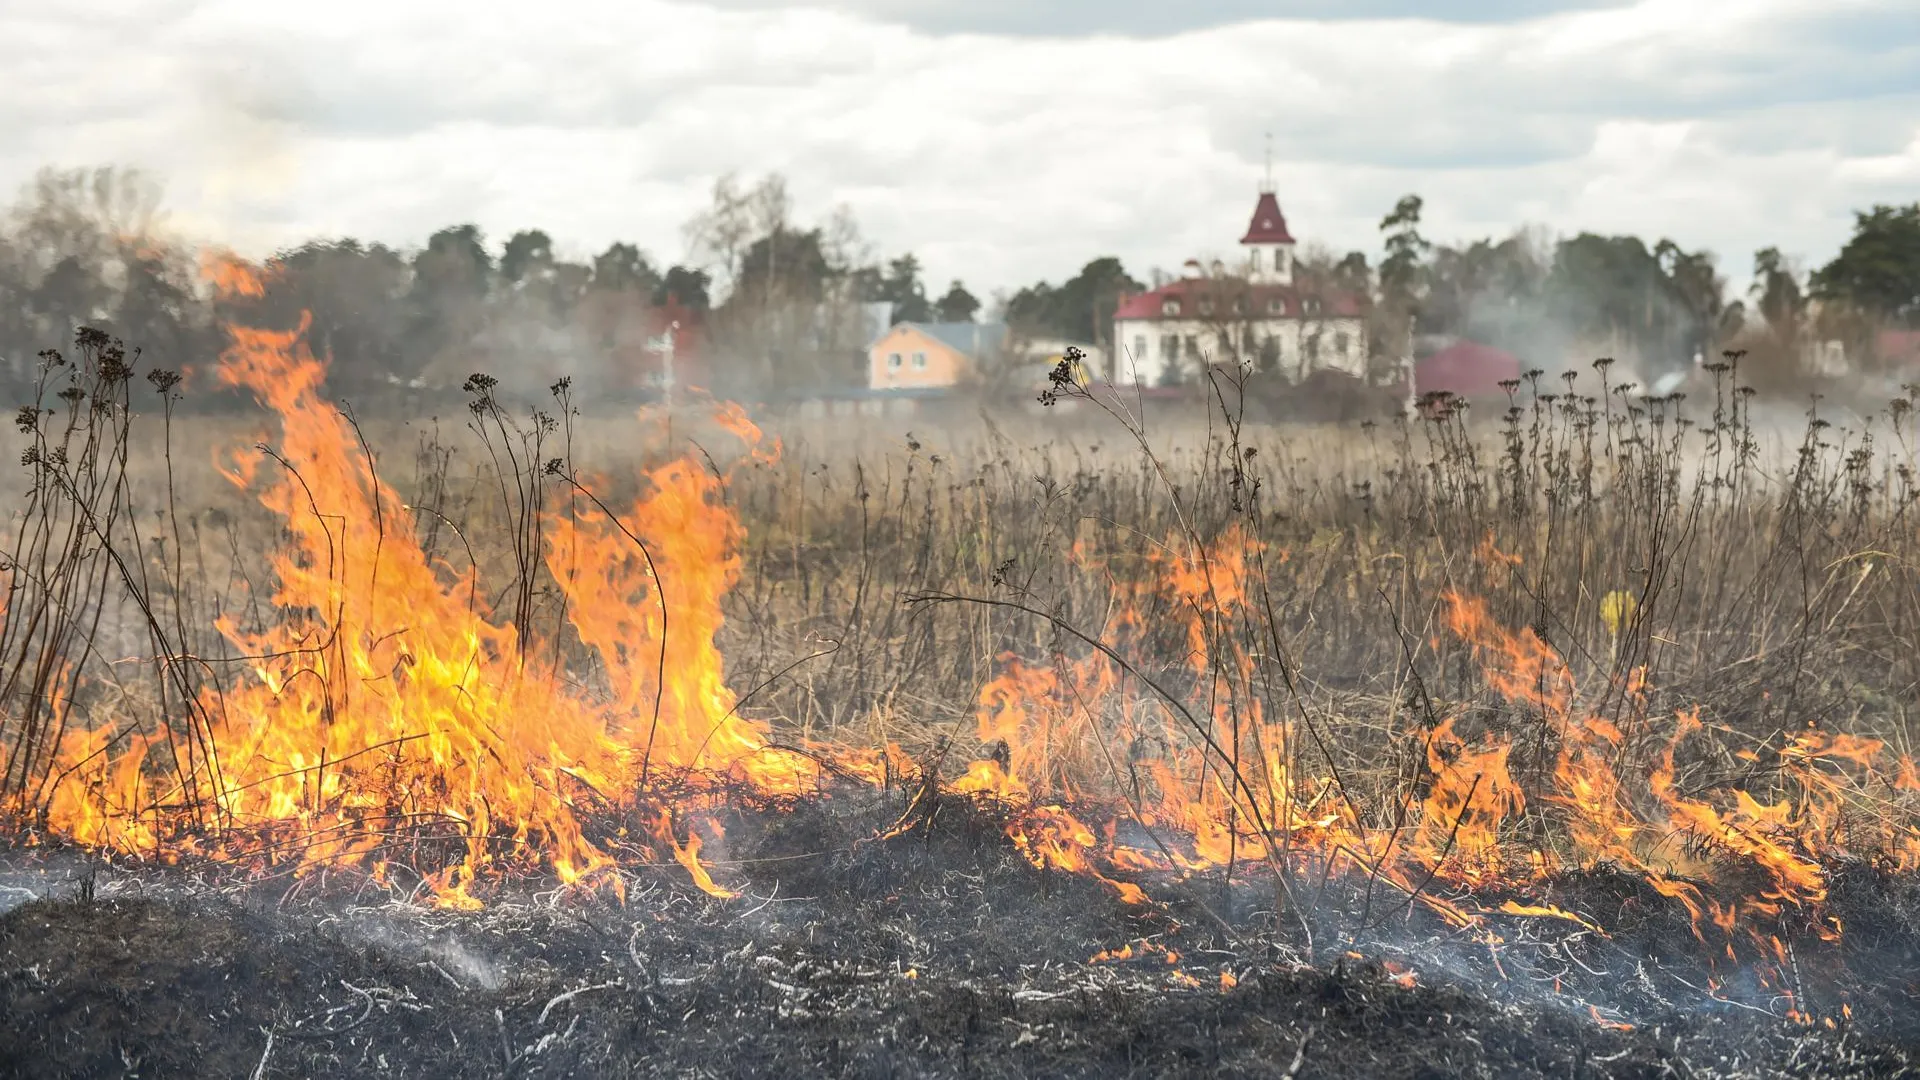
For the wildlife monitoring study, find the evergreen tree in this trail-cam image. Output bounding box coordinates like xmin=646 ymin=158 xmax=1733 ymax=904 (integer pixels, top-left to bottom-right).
xmin=934 ymin=280 xmax=980 ymax=322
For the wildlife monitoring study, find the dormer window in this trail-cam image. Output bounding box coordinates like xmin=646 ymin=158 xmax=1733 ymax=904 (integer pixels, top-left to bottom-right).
xmin=1197 ymin=298 xmax=1214 ymax=317
xmin=1267 ymin=298 xmax=1286 ymax=315
xmin=1161 ymin=298 xmax=1180 ymax=316
xmin=1230 ymin=298 xmax=1244 ymax=315
xmin=1302 ymin=297 xmax=1322 ymax=317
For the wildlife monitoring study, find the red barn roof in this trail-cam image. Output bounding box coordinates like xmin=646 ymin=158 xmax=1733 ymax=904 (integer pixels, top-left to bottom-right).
xmin=1416 ymin=340 xmax=1521 ymax=400
xmin=1240 ymin=192 xmax=1296 ymax=245
xmin=1112 ymin=278 xmax=1364 ymax=321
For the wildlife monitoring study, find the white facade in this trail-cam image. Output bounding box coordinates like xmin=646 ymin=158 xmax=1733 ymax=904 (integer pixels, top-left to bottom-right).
xmin=1109 ymin=188 xmax=1367 ymax=388
xmin=1244 ymin=242 xmax=1295 ymax=286
xmin=1113 ymin=311 xmax=1367 ymax=387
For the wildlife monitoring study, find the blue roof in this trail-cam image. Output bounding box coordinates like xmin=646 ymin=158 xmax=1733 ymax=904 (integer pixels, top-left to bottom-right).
xmin=901 ymin=321 xmax=1008 ymax=360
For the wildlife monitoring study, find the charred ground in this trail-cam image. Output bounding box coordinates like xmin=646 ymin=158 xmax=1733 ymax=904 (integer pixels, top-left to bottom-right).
xmin=3 ymin=792 xmax=1915 ymax=1080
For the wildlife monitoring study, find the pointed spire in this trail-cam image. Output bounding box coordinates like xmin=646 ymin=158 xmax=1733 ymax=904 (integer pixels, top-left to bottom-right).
xmin=1262 ymin=132 xmax=1274 ymax=194
xmin=1240 ymin=190 xmax=1295 ymax=245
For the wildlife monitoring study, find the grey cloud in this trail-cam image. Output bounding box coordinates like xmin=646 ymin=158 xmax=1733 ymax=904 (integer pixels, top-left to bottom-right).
xmin=1787 ymin=5 xmax=1920 ymax=58
xmin=153 ymin=7 xmax=900 ymax=140
xmin=169 ymin=0 xmax=1915 ymax=187
xmin=0 ymin=0 xmax=1913 ymax=297
xmin=689 ymin=0 xmax=1628 ymax=37
xmin=1695 ymin=95 xmax=1920 ymax=158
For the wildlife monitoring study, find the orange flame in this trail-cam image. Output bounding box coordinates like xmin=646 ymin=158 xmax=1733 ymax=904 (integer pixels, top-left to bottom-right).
xmin=200 ymin=249 xmax=268 ymax=299
xmin=31 ymin=253 xmax=813 ymax=904
xmin=16 ymin=257 xmax=1920 ymax=948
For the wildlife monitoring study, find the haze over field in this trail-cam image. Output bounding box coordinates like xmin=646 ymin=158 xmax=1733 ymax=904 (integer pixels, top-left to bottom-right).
xmin=8 ymin=5 xmax=1920 ymax=1077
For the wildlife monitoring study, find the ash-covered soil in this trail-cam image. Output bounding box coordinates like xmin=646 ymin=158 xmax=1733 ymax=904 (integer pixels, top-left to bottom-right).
xmin=1 ymin=793 xmax=1915 ymax=1079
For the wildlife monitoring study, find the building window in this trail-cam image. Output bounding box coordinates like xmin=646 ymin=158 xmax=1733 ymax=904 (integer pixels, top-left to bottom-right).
xmin=887 ymin=353 xmax=903 ymax=369
xmin=1276 ymin=249 xmax=1290 ymax=277
xmin=912 ymin=352 xmax=927 ymax=369
xmin=1335 ymin=332 xmax=1350 ymax=356
xmin=1303 ymin=298 xmax=1322 ymax=317
xmin=1161 ymin=334 xmax=1179 ymax=363
xmin=1161 ymin=298 xmax=1180 ymax=316
xmin=1267 ymin=297 xmax=1285 ymax=315
xmin=1185 ymin=335 xmax=1199 ymax=361
xmin=1132 ymin=335 xmax=1147 ymax=363
xmin=1249 ymin=249 xmax=1262 ymax=272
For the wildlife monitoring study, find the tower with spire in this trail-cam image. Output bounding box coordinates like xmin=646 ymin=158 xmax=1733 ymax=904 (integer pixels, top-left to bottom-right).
xmin=1106 ymin=141 xmax=1369 ymax=388
xmin=1243 ymin=133 xmax=1296 ymax=285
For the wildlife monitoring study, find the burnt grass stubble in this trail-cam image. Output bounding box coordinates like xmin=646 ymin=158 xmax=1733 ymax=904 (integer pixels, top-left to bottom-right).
xmin=5 ymin=341 xmax=1920 ymax=1076
xmin=2 ymin=790 xmax=1917 ymax=1079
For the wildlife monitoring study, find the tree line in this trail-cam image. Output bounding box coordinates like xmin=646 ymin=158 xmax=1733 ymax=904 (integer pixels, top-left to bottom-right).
xmin=1372 ymin=195 xmax=1920 ymax=389
xmin=1 ymin=164 xmax=1915 ymax=405
xmin=0 ymin=168 xmax=988 ymax=405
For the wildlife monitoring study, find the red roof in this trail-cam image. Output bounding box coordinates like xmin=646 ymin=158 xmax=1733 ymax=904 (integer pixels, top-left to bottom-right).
xmin=1878 ymin=329 xmax=1920 ymax=366
xmin=601 ymin=298 xmax=709 ymax=394
xmin=1112 ymin=278 xmax=1364 ymax=321
xmin=1416 ymin=340 xmax=1521 ymax=400
xmin=1240 ymin=191 xmax=1296 ymax=245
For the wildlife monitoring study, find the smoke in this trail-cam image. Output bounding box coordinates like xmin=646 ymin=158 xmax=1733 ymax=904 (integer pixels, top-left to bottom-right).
xmin=342 ymin=909 xmax=506 ymax=992
xmin=1414 ymin=226 xmax=1729 ymax=394
xmin=163 ymin=55 xmax=308 ymax=257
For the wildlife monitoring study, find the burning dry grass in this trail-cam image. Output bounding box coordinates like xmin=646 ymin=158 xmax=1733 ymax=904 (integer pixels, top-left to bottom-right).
xmin=2 ymin=264 xmax=1919 ymax=1068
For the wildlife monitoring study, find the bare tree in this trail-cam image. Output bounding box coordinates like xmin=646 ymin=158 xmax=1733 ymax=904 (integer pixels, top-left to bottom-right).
xmin=686 ymin=173 xmax=888 ymax=396
xmin=684 ymin=172 xmax=792 ymax=305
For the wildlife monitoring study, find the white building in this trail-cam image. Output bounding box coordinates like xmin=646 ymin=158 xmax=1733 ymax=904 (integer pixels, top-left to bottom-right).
xmin=1111 ymin=188 xmax=1369 ymax=387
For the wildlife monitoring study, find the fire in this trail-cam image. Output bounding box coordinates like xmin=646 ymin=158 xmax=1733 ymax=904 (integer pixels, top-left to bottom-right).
xmin=1089 ymin=940 xmax=1178 ymax=965
xmin=1496 ymin=901 xmax=1604 ymax=935
xmin=1440 ymin=591 xmax=1574 ymax=726
xmin=670 ymin=827 xmax=738 ymax=900
xmin=942 ymin=536 xmax=1918 ymax=951
xmin=944 ymin=531 xmax=1537 ymax=920
xmin=25 ymin=255 xmax=813 ymax=904
xmin=1588 ymin=1005 xmax=1633 ymax=1033
xmin=201 ymin=248 xmax=268 ymax=299
xmin=8 ymin=253 xmax=1918 ymax=960
xmin=712 ymin=400 xmax=782 ymax=466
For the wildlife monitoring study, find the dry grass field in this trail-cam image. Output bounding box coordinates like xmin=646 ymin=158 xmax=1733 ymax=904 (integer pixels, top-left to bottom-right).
xmin=2 ymin=328 xmax=1918 ymax=1076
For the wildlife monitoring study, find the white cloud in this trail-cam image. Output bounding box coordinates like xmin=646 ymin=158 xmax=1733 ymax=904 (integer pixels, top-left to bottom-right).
xmin=0 ymin=0 xmax=1913 ymax=297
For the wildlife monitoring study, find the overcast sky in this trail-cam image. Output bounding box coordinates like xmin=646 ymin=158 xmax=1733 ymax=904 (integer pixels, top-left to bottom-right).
xmin=2 ymin=0 xmax=1915 ymax=298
